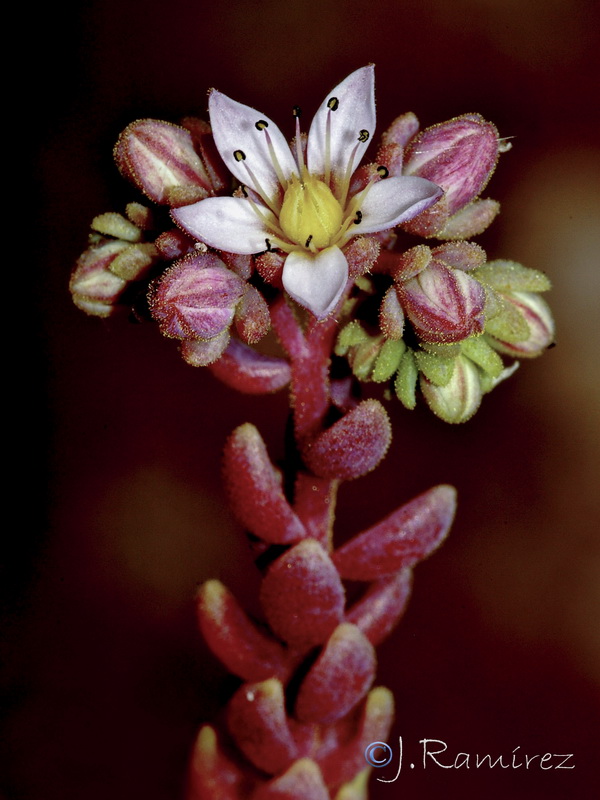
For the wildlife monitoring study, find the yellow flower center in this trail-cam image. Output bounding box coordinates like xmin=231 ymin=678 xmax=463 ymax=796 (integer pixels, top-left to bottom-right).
xmin=279 ymin=168 xmax=344 ymax=250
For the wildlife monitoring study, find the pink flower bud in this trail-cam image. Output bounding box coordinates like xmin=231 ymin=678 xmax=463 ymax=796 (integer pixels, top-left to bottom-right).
xmin=259 ymin=540 xmax=345 ymax=650
xmin=114 ymin=119 xmax=213 ymax=206
xmin=196 ymin=580 xmax=289 ymax=682
xmin=70 ymin=241 xmax=129 ymax=316
xmin=303 ymin=400 xmax=392 ymax=481
xmin=397 ymin=260 xmax=486 ymax=344
xmin=403 ymin=114 xmax=499 ymax=215
xmin=332 ymin=486 xmax=456 ymax=580
xmin=223 ymin=423 xmax=307 ymax=545
xmin=421 ymin=354 xmax=482 ymax=423
xmin=295 ymin=624 xmax=376 ymax=724
xmin=227 ymin=679 xmax=299 ymax=774
xmin=489 ymin=292 xmax=555 ymax=357
xmin=208 ymin=340 xmax=291 ymax=395
xmin=150 ymin=252 xmax=245 ymax=340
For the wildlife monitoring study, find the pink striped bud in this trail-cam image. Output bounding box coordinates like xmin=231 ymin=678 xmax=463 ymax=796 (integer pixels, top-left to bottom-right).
xmin=403 ymin=114 xmax=499 ymax=215
xmin=115 ymin=119 xmax=213 ymax=206
xmin=259 ymin=540 xmax=345 ymax=650
xmin=397 ymin=260 xmax=486 ymax=344
xmin=489 ymin=292 xmax=555 ymax=357
xmin=150 ymin=252 xmax=245 ymax=340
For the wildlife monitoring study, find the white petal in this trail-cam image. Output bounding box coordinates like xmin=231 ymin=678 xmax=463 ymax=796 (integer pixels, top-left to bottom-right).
xmin=307 ymin=66 xmax=376 ymax=184
xmin=208 ymin=90 xmax=298 ymax=201
xmin=282 ymin=246 xmax=348 ymax=319
xmin=172 ymin=197 xmax=276 ymax=254
xmin=351 ymin=176 xmax=443 ymax=235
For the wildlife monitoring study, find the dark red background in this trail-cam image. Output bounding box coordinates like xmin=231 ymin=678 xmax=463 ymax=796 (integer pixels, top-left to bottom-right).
xmin=7 ymin=1 xmax=599 ymax=798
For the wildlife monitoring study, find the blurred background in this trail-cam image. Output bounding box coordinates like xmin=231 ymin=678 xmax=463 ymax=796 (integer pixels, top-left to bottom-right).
xmin=6 ymin=0 xmax=599 ymax=797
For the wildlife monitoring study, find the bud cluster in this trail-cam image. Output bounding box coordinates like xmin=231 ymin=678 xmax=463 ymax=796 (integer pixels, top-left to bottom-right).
xmin=188 ymin=422 xmax=456 ymax=798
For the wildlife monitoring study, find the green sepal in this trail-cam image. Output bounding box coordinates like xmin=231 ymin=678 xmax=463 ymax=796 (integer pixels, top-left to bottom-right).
xmin=349 ymin=338 xmax=382 ymax=381
xmin=394 ymin=349 xmax=418 ymax=409
xmin=485 ymin=295 xmax=530 ymax=343
xmin=335 ymin=321 xmax=369 ymax=356
xmin=461 ymin=336 xmax=504 ymax=378
xmin=414 ymin=350 xmax=456 ymax=387
xmin=473 ymin=260 xmax=552 ymax=293
xmin=372 ymin=339 xmax=406 ymax=383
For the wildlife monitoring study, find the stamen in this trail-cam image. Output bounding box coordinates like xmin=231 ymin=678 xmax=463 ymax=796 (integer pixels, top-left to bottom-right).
xmin=337 ymin=140 xmax=362 ymax=207
xmin=234 ymin=150 xmax=246 ymax=162
xmin=239 ymin=159 xmax=280 ymax=215
xmin=260 ymin=125 xmax=288 ymax=190
xmin=305 ymin=235 xmax=313 ymax=248
xmin=324 ymin=108 xmax=332 ymax=186
xmin=265 ymin=238 xmax=273 ymax=251
xmin=293 ymin=106 xmax=305 ymax=172
xmin=377 ymin=165 xmax=389 ymax=178
xmin=358 ymin=129 xmax=370 ymax=143
xmin=327 ymin=97 xmax=339 ymax=111
xmin=353 ymin=210 xmax=362 ymax=224
xmin=255 ymin=120 xmax=269 ymax=130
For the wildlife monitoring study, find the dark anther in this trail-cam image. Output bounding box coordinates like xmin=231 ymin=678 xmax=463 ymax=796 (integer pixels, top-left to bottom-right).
xmin=293 ymin=105 xmax=302 ymax=117
xmin=353 ymin=210 xmax=363 ymax=224
xmin=255 ymin=120 xmax=269 ymax=130
xmin=327 ymin=97 xmax=339 ymax=111
xmin=240 ymin=185 xmax=248 ymax=197
xmin=234 ymin=149 xmax=246 ymax=162
xmin=265 ymin=238 xmax=273 ymax=252
xmin=305 ymin=235 xmax=313 ymax=248
xmin=358 ymin=129 xmax=370 ymax=143
xmin=377 ymin=165 xmax=389 ymax=178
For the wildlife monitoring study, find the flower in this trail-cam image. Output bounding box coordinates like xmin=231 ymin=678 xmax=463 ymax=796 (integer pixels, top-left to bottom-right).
xmin=172 ymin=67 xmax=443 ymax=319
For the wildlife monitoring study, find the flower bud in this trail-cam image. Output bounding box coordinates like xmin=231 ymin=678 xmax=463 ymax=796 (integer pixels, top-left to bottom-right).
xmin=397 ymin=260 xmax=486 ymax=344
xmin=488 ymin=292 xmax=555 ymax=357
xmin=69 ymin=241 xmax=130 ymax=317
xmin=114 ymin=119 xmax=213 ymax=205
xmin=234 ymin=285 xmax=271 ymax=344
xmin=403 ymin=114 xmax=499 ymax=215
xmin=421 ymin=354 xmax=482 ymax=423
xmin=150 ymin=252 xmax=245 ymax=340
